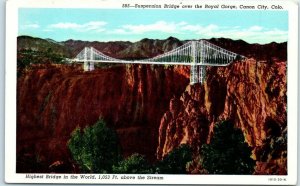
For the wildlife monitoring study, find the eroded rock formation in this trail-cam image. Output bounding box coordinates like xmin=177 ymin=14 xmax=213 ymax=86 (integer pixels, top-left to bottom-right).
xmin=157 ymin=59 xmax=287 ymax=174
xmin=17 ymin=64 xmax=189 ymax=172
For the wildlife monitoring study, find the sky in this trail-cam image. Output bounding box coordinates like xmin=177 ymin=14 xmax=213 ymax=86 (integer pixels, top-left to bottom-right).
xmin=18 ymin=9 xmax=288 ymax=44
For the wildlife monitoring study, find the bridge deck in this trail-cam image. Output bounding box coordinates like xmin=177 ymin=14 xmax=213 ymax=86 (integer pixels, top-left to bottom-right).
xmin=71 ymin=60 xmax=232 ymax=67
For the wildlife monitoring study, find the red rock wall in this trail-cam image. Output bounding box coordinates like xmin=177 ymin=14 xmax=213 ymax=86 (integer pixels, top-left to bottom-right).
xmin=17 ymin=63 xmax=189 ymax=172
xmin=157 ymin=59 xmax=287 ymax=174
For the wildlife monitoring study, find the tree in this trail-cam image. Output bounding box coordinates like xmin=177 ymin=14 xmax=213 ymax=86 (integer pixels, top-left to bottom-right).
xmin=201 ymin=120 xmax=255 ymax=174
xmin=156 ymin=144 xmax=192 ymax=174
xmin=112 ymin=153 xmax=153 ymax=174
xmin=68 ymin=119 xmax=121 ymax=173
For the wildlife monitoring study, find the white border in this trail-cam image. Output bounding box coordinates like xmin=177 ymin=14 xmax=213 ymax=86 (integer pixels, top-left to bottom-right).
xmin=5 ymin=0 xmax=298 ymax=184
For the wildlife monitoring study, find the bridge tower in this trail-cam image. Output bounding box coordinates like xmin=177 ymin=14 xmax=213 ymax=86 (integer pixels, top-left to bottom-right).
xmin=190 ymin=41 xmax=198 ymax=84
xmin=198 ymin=41 xmax=206 ymax=84
xmin=89 ymin=47 xmax=95 ymax=71
xmin=190 ymin=41 xmax=206 ymax=85
xmin=83 ymin=47 xmax=89 ymax=71
xmin=83 ymin=47 xmax=95 ymax=71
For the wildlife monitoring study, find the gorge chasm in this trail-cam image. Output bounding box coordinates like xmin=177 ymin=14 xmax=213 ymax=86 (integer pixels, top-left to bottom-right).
xmin=17 ymin=36 xmax=287 ymax=174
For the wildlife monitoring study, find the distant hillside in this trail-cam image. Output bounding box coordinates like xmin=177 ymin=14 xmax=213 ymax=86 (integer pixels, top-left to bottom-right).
xmin=115 ymin=37 xmax=184 ymax=60
xmin=17 ymin=36 xmax=287 ymax=61
xmin=17 ymin=36 xmax=71 ymax=57
xmin=209 ymin=38 xmax=287 ymax=61
xmin=61 ymin=37 xmax=184 ymax=59
xmin=62 ymin=39 xmax=132 ymax=59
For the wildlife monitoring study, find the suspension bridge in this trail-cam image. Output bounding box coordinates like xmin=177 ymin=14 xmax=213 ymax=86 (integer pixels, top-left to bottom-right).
xmin=71 ymin=40 xmax=245 ymax=84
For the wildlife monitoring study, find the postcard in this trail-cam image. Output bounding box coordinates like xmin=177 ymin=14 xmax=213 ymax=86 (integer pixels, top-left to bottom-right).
xmin=5 ymin=0 xmax=298 ymax=184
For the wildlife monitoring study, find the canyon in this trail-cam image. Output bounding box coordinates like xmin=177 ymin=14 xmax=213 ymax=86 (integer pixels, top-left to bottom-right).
xmin=16 ymin=36 xmax=287 ymax=174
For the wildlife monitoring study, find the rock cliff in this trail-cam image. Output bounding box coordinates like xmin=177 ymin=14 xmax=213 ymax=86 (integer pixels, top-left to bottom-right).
xmin=17 ymin=63 xmax=189 ymax=172
xmin=157 ymin=59 xmax=287 ymax=174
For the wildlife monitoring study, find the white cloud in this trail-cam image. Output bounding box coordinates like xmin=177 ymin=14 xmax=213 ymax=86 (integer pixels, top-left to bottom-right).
xmin=113 ymin=21 xmax=219 ymax=35
xmin=111 ymin=21 xmax=287 ymax=43
xmin=112 ymin=29 xmax=128 ymax=34
xmin=44 ymin=20 xmax=286 ymax=43
xmin=49 ymin=21 xmax=107 ymax=32
xmin=83 ymin=21 xmax=107 ymax=32
xmin=50 ymin=22 xmax=80 ymax=29
xmin=181 ymin=24 xmax=218 ymax=34
xmin=202 ymin=26 xmax=288 ymax=43
xmin=42 ymin=29 xmax=53 ymax=32
xmin=22 ymin=23 xmax=40 ymax=29
xmin=114 ymin=21 xmax=183 ymax=34
xmin=248 ymin=25 xmax=263 ymax=31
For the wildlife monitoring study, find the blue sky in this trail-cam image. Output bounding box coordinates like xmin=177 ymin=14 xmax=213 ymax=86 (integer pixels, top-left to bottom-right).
xmin=19 ymin=9 xmax=288 ymax=44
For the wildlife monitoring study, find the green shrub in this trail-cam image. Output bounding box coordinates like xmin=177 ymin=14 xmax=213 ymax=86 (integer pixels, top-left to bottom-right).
xmin=156 ymin=144 xmax=192 ymax=174
xmin=201 ymin=120 xmax=255 ymax=174
xmin=112 ymin=153 xmax=153 ymax=174
xmin=68 ymin=119 xmax=121 ymax=173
